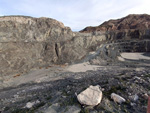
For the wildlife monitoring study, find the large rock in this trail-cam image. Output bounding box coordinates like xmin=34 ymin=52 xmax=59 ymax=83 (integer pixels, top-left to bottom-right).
xmin=77 ymin=85 xmax=102 ymax=106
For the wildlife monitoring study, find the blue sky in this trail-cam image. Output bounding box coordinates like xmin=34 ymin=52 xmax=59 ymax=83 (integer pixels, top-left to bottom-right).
xmin=0 ymin=0 xmax=150 ymax=31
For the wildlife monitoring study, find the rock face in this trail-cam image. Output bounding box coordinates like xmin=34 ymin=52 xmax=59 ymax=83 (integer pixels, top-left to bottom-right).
xmin=0 ymin=16 xmax=109 ymax=76
xmin=0 ymin=14 xmax=150 ymax=76
xmin=80 ymin=14 xmax=150 ymax=41
xmin=80 ymin=14 xmax=150 ymax=64
xmin=77 ymin=85 xmax=102 ymax=106
xmin=80 ymin=14 xmax=150 ymax=33
xmin=0 ymin=16 xmax=73 ymax=76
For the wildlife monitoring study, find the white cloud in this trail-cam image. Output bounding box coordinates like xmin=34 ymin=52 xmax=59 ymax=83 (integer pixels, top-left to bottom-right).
xmin=0 ymin=0 xmax=150 ymax=31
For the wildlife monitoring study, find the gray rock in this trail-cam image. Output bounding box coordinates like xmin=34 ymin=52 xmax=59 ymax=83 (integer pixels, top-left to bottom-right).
xmin=0 ymin=16 xmax=108 ymax=76
xmin=129 ymin=94 xmax=139 ymax=102
xmin=77 ymin=85 xmax=102 ymax=106
xmin=130 ymin=102 xmax=136 ymax=106
xmin=44 ymin=103 xmax=59 ymax=113
xmin=44 ymin=104 xmax=80 ymax=113
xmin=111 ymin=93 xmax=126 ymax=104
xmin=133 ymin=94 xmax=139 ymax=101
xmin=26 ymin=102 xmax=34 ymax=109
xmin=64 ymin=105 xmax=81 ymax=113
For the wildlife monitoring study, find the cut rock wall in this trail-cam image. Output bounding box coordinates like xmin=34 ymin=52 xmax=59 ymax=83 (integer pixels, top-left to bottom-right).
xmin=0 ymin=15 xmax=150 ymax=76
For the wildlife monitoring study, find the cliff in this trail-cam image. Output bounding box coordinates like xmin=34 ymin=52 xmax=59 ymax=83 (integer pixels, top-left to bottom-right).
xmin=80 ymin=14 xmax=150 ymax=40
xmin=0 ymin=14 xmax=150 ymax=76
xmin=0 ymin=16 xmax=106 ymax=76
xmin=80 ymin=14 xmax=150 ymax=32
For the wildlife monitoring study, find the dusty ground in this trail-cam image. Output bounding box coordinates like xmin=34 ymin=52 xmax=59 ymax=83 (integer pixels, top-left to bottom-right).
xmin=120 ymin=52 xmax=150 ymax=60
xmin=0 ymin=53 xmax=150 ymax=113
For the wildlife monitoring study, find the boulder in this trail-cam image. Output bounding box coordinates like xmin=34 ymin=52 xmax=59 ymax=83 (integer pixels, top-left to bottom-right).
xmin=77 ymin=85 xmax=102 ymax=106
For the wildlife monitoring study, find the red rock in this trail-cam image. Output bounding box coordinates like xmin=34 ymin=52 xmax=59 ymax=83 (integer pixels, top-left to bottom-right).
xmin=80 ymin=14 xmax=150 ymax=33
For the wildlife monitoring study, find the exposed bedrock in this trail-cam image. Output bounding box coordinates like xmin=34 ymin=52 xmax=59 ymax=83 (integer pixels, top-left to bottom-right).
xmin=0 ymin=16 xmax=107 ymax=76
xmin=80 ymin=14 xmax=150 ymax=33
xmin=100 ymin=40 xmax=150 ymax=60
xmin=0 ymin=14 xmax=150 ymax=76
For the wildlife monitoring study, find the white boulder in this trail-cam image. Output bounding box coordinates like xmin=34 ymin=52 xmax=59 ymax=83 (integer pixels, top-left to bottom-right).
xmin=77 ymin=85 xmax=102 ymax=106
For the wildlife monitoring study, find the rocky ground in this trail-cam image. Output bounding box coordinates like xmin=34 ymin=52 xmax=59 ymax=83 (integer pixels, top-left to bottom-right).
xmin=0 ymin=58 xmax=150 ymax=113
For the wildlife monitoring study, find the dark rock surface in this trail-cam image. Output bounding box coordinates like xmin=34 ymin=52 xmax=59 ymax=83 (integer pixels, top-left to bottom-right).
xmin=0 ymin=66 xmax=150 ymax=113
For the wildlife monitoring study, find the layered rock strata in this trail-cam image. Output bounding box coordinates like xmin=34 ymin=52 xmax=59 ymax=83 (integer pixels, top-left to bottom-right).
xmin=0 ymin=14 xmax=150 ymax=76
